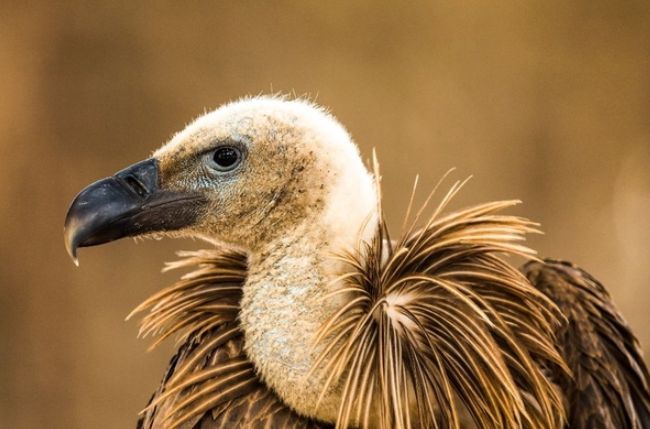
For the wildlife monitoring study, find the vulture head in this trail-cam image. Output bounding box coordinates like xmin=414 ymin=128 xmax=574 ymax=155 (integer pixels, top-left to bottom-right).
xmin=65 ymin=96 xmax=377 ymax=259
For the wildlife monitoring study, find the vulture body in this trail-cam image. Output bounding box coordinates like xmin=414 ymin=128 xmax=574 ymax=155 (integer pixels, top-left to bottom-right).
xmin=64 ymin=96 xmax=650 ymax=429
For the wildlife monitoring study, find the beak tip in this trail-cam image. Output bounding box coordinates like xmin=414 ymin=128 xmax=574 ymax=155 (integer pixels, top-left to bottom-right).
xmin=64 ymin=226 xmax=80 ymax=267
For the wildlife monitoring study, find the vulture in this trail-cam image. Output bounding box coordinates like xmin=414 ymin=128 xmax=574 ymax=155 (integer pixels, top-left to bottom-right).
xmin=64 ymin=96 xmax=650 ymax=429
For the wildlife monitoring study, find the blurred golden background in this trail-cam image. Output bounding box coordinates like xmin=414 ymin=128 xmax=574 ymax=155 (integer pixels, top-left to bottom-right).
xmin=1 ymin=1 xmax=649 ymax=428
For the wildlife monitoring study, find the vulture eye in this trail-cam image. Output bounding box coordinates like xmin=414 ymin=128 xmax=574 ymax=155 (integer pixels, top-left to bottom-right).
xmin=209 ymin=146 xmax=242 ymax=172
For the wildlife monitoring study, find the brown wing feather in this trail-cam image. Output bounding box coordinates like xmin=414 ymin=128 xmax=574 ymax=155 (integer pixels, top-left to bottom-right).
xmin=523 ymin=259 xmax=650 ymax=429
xmin=132 ymin=250 xmax=328 ymax=429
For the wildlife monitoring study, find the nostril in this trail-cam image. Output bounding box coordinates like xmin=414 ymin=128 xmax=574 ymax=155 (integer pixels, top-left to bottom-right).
xmin=123 ymin=175 xmax=149 ymax=198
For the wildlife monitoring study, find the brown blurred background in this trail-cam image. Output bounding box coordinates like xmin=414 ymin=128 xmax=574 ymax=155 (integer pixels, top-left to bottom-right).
xmin=1 ymin=1 xmax=649 ymax=428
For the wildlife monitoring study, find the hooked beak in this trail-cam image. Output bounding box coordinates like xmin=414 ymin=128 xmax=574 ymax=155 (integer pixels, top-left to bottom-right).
xmin=63 ymin=158 xmax=207 ymax=265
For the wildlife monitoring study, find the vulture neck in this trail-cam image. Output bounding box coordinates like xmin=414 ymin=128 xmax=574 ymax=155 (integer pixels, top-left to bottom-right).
xmin=239 ymin=175 xmax=378 ymax=423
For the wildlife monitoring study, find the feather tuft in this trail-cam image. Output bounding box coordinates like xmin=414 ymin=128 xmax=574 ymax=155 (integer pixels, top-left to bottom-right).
xmin=311 ymin=173 xmax=568 ymax=429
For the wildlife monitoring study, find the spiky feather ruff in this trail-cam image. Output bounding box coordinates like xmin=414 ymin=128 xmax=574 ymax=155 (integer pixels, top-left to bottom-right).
xmin=310 ymin=179 xmax=569 ymax=429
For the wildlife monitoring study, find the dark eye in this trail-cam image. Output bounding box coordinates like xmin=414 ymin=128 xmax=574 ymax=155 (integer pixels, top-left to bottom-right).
xmin=209 ymin=146 xmax=241 ymax=171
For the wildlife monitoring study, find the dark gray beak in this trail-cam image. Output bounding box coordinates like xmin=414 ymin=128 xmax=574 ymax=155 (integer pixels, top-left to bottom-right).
xmin=64 ymin=158 xmax=207 ymax=265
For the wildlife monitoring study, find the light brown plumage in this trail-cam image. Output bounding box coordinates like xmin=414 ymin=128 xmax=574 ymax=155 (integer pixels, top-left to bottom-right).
xmin=309 ymin=173 xmax=566 ymax=429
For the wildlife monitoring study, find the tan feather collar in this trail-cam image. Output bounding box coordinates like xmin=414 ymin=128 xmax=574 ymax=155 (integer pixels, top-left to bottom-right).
xmin=129 ymin=178 xmax=568 ymax=429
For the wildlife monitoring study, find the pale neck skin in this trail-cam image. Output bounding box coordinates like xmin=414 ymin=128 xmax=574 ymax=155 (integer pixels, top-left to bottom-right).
xmin=239 ymin=167 xmax=378 ymax=423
